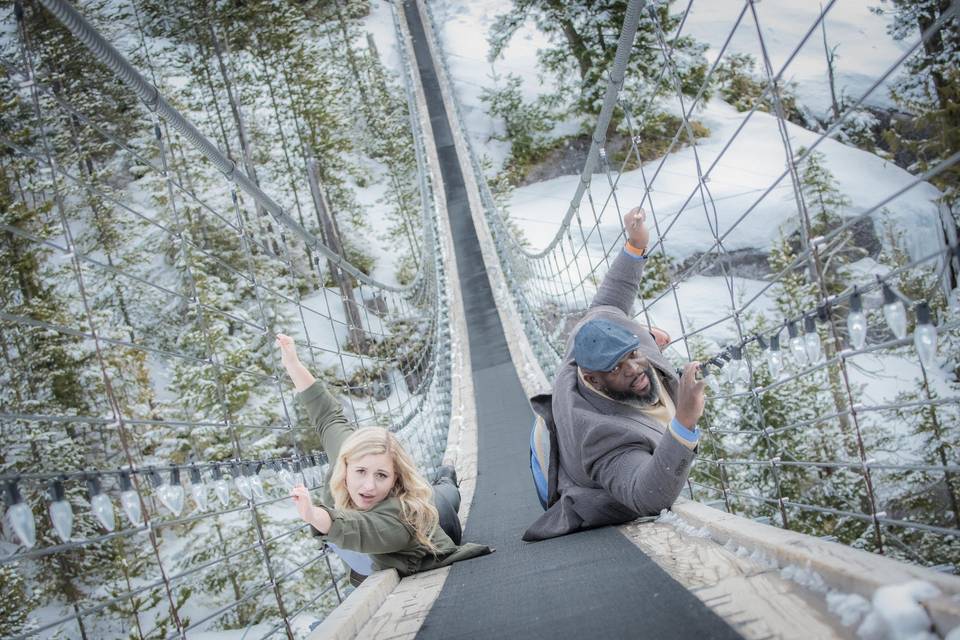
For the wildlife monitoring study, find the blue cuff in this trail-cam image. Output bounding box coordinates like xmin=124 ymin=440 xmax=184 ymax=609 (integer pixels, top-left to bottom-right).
xmin=670 ymin=418 xmax=699 ymax=444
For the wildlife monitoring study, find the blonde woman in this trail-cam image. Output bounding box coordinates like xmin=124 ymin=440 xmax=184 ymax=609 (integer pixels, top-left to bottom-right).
xmin=278 ymin=334 xmax=491 ymax=584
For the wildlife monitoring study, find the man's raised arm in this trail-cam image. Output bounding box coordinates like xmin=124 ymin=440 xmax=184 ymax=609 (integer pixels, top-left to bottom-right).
xmin=590 ymin=207 xmax=651 ymax=315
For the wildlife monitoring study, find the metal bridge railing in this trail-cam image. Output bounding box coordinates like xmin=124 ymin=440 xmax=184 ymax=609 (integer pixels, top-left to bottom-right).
xmin=421 ymin=0 xmax=960 ymax=571
xmin=0 ymin=0 xmax=450 ymax=637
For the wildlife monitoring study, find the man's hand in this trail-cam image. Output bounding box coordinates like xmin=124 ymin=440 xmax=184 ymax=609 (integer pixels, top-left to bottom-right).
xmin=624 ymin=206 xmax=650 ymax=254
xmin=675 ymin=361 xmax=707 ymax=429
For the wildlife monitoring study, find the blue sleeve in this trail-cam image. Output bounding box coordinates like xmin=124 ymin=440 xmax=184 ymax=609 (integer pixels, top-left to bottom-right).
xmin=669 ymin=418 xmax=700 ymax=445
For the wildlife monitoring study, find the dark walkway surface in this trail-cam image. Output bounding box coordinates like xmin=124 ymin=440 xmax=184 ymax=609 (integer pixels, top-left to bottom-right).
xmin=403 ymin=3 xmax=743 ymax=638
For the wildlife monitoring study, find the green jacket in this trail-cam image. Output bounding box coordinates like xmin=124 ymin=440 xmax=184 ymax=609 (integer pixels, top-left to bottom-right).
xmin=298 ymin=381 xmax=491 ymax=577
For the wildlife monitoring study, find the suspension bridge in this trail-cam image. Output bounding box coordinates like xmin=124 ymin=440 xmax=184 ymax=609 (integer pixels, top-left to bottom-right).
xmin=1 ymin=0 xmax=959 ymax=638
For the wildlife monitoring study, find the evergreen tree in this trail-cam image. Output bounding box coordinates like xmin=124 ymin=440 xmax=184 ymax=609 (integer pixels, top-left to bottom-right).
xmin=488 ymin=0 xmax=707 ymax=116
xmin=480 ymin=71 xmax=560 ymax=185
xmin=878 ymin=223 xmax=960 ymax=568
xmin=876 ymin=0 xmax=958 ymax=295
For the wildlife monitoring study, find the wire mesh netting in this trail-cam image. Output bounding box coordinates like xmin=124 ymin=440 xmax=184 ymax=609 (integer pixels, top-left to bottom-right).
xmin=1 ymin=0 xmax=451 ymax=637
xmin=421 ymin=0 xmax=960 ymax=571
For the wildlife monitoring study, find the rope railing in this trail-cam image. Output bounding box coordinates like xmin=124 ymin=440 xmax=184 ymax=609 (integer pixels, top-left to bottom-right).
xmin=1 ymin=0 xmax=450 ymax=637
xmin=422 ymin=0 xmax=960 ymax=570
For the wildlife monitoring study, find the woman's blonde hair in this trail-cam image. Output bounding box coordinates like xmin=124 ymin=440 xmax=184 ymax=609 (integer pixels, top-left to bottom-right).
xmin=329 ymin=427 xmax=440 ymax=552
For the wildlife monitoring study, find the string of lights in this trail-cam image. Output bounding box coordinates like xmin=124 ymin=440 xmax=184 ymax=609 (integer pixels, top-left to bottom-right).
xmin=1 ymin=452 xmax=330 ymax=554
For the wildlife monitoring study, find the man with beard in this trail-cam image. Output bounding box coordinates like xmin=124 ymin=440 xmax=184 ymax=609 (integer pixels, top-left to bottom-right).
xmin=523 ymin=206 xmax=707 ymax=541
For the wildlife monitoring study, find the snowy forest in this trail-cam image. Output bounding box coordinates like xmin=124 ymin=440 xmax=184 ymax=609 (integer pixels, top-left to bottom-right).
xmin=0 ymin=0 xmax=958 ymax=637
xmin=430 ymin=0 xmax=959 ymax=571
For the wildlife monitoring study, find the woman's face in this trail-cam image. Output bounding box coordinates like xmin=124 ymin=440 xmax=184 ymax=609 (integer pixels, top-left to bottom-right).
xmin=345 ymin=452 xmax=397 ymax=510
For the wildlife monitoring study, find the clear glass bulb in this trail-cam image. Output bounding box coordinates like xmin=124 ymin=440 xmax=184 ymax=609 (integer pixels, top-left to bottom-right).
xmin=212 ymin=465 xmax=230 ymax=507
xmin=292 ymin=462 xmax=305 ymax=488
xmin=120 ymin=490 xmax=142 ymax=527
xmin=235 ymin=474 xmax=252 ymax=500
xmin=914 ymin=303 xmax=937 ymax=369
xmin=882 ymin=284 xmax=907 ymax=339
xmin=189 ymin=467 xmax=207 ymax=512
xmin=883 ymin=301 xmax=907 ymax=339
xmin=724 ymin=358 xmax=740 ymax=384
xmin=249 ymin=472 xmax=265 ymax=501
xmin=767 ymin=350 xmax=782 ymax=380
xmin=789 ymin=335 xmax=807 ymax=366
xmin=277 ymin=465 xmax=295 ymax=490
xmin=91 ymin=493 xmax=116 ymax=532
xmin=705 ymin=371 xmax=721 ymax=393
xmin=50 ymin=499 xmax=73 ymax=542
xmin=214 ymin=478 xmax=230 ymax=506
xmin=804 ymin=332 xmax=822 ymax=364
xmin=915 ymin=324 xmax=938 ymax=369
xmin=8 ymin=502 xmax=36 ymax=549
xmin=118 ymin=471 xmax=141 ymax=526
xmin=48 ymin=479 xmax=72 ymax=542
xmin=847 ymin=311 xmax=867 ymax=349
xmin=191 ymin=482 xmax=208 ymax=512
xmin=162 ymin=473 xmax=185 ymax=518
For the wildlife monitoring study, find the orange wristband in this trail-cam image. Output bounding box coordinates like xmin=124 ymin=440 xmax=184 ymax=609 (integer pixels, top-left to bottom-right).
xmin=623 ymin=241 xmax=647 ymax=259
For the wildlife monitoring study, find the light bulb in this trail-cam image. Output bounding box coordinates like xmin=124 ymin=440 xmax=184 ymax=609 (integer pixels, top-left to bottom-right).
xmin=248 ymin=463 xmax=265 ymax=500
xmin=316 ymin=453 xmax=330 ymax=479
xmin=159 ymin=469 xmax=185 ymax=517
xmin=914 ymin=301 xmax=938 ymax=369
xmin=189 ymin=466 xmax=208 ymax=512
xmin=882 ymin=284 xmax=907 ymax=340
xmin=4 ymin=479 xmax=36 ymax=549
xmin=212 ymin=465 xmax=230 ymax=507
xmin=787 ymin=321 xmax=807 ymax=366
xmin=702 ymin=365 xmax=721 ymax=393
xmin=48 ymin=478 xmax=73 ymax=542
xmin=233 ymin=463 xmax=252 ymax=500
xmin=87 ymin=476 xmax=115 ymax=532
xmin=847 ymin=289 xmax=868 ymax=350
xmin=308 ymin=455 xmax=323 ymax=486
xmin=736 ymin=347 xmax=751 ymax=383
xmin=118 ymin=471 xmax=142 ymax=527
xmin=291 ymin=460 xmax=305 ymax=488
xmin=724 ymin=356 xmax=740 ymax=384
xmin=766 ymin=334 xmax=783 ymax=380
xmin=300 ymin=457 xmax=314 ymax=487
xmin=803 ymin=315 xmax=822 ymax=364
xmin=276 ymin=462 xmax=295 ymax=490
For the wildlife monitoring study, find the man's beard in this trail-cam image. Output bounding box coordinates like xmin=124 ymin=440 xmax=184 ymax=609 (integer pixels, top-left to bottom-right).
xmin=604 ymin=365 xmax=659 ymax=406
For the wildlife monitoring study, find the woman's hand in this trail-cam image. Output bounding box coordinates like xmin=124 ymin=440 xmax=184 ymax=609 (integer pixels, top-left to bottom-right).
xmin=276 ymin=334 xmax=316 ymax=392
xmin=291 ymin=484 xmax=332 ymax=534
xmin=276 ymin=333 xmax=299 ymax=367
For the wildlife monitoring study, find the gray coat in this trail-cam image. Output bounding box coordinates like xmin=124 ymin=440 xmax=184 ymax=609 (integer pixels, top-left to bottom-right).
xmin=523 ymin=250 xmax=697 ymax=541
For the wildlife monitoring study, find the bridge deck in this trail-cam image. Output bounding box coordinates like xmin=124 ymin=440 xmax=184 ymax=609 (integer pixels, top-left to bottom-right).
xmin=402 ymin=2 xmax=743 ymax=638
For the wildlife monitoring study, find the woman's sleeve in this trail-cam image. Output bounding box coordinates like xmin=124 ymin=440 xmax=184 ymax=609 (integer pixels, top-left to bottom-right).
xmin=318 ymin=505 xmax=415 ymax=554
xmin=297 ymin=381 xmax=355 ymax=462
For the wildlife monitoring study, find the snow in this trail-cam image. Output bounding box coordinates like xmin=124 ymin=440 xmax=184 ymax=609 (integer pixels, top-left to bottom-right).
xmin=657 ymin=510 xmax=948 ymax=639
xmin=856 ymin=580 xmax=941 ymax=640
xmin=682 ymin=1 xmax=913 ymax=117
xmin=429 ymin=0 xmax=580 ymax=172
xmin=504 ymin=98 xmax=942 ymax=262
